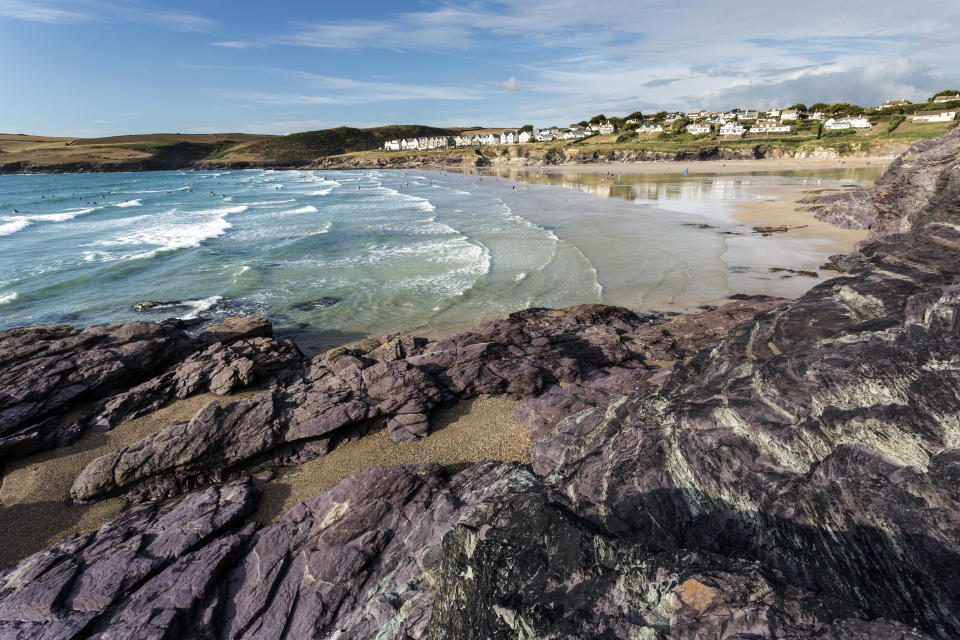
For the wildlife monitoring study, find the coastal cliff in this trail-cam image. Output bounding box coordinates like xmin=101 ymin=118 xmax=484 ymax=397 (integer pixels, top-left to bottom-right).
xmin=1 ymin=130 xmax=960 ymax=638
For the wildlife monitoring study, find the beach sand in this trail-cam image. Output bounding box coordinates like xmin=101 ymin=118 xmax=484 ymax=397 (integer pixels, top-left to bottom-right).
xmin=252 ymin=396 xmax=529 ymax=524
xmin=537 ymin=156 xmax=891 ymax=176
xmin=0 ymin=390 xmax=263 ymax=567
xmin=0 ymin=392 xmax=530 ymax=566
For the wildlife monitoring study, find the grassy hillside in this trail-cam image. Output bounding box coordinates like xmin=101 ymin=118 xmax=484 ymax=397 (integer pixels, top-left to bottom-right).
xmin=211 ymin=125 xmax=457 ymax=165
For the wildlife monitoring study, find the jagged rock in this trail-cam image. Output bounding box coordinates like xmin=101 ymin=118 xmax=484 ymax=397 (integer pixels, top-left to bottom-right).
xmin=0 ymin=482 xmax=256 ymax=639
xmin=0 ymin=320 xmax=197 ymax=459
xmin=132 ymin=300 xmax=182 ymax=312
xmin=200 ymin=316 xmax=272 ymax=344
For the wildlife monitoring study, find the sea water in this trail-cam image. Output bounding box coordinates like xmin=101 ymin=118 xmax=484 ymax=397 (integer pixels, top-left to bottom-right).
xmin=0 ymin=168 xmax=876 ymax=352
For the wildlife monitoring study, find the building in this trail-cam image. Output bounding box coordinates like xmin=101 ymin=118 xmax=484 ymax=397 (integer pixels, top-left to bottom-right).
xmin=501 ymin=130 xmax=518 ymax=144
xmin=750 ymin=123 xmax=792 ymax=134
xmin=479 ymin=133 xmax=501 ymax=146
xmin=738 ymin=110 xmax=759 ymax=120
xmin=780 ymin=109 xmax=800 ymax=121
xmin=598 ymin=123 xmax=615 ymax=135
xmin=934 ymin=94 xmax=960 ymax=103
xmin=400 ymin=138 xmax=419 ymax=150
xmin=719 ymin=122 xmax=745 ymax=137
xmin=879 ymin=98 xmax=911 ymax=109
xmin=765 ymin=108 xmax=781 ymax=118
xmin=686 ymin=123 xmax=712 ymax=135
xmin=912 ymin=110 xmax=957 ymax=123
xmin=636 ymin=124 xmax=664 ymax=134
xmin=518 ymin=131 xmax=533 ymax=143
xmin=823 ymin=117 xmax=872 ymax=130
xmin=383 ymin=140 xmax=401 ymax=151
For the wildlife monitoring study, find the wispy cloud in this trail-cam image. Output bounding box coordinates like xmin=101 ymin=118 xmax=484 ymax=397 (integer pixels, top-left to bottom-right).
xmin=642 ymin=78 xmax=680 ymax=88
xmin=0 ymin=0 xmax=90 ymax=23
xmin=0 ymin=0 xmax=216 ymax=31
xmin=219 ymin=72 xmax=484 ymax=107
xmin=481 ymin=77 xmax=528 ymax=92
xmin=211 ymin=41 xmax=266 ymax=49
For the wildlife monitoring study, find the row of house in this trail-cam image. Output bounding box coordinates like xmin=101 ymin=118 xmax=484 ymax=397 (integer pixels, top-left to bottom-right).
xmin=382 ymin=126 xmax=595 ymax=150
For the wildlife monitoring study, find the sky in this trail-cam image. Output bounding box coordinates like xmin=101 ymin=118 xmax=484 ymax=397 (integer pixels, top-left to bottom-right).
xmin=1 ymin=0 xmax=958 ymax=136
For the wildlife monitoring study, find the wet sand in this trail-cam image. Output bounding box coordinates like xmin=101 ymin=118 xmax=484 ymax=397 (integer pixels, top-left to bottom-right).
xmin=252 ymin=396 xmax=530 ymax=524
xmin=0 ymin=390 xmax=263 ymax=567
xmin=539 ymin=156 xmax=892 ymax=175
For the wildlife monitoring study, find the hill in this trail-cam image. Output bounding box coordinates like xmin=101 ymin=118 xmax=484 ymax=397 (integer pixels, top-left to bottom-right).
xmin=210 ymin=125 xmax=458 ymax=165
xmin=0 ymin=126 xmax=458 ymax=172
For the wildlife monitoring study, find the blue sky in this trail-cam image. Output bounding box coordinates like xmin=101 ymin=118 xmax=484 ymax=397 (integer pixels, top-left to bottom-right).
xmin=1 ymin=0 xmax=958 ymax=136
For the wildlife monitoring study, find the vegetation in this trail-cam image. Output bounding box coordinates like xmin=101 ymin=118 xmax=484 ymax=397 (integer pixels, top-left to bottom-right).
xmin=519 ymin=124 xmax=534 ymax=133
xmin=931 ymin=89 xmax=960 ymax=101
xmin=887 ymin=115 xmax=906 ymax=133
xmin=236 ymin=125 xmax=457 ymax=164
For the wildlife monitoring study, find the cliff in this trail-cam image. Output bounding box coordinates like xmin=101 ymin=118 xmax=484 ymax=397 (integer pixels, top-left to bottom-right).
xmin=2 ymin=130 xmax=960 ymax=638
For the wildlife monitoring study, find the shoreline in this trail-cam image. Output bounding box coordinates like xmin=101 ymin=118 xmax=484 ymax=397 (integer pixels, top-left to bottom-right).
xmin=530 ymin=155 xmax=891 ymax=175
xmin=0 ymin=154 xmax=896 ymax=177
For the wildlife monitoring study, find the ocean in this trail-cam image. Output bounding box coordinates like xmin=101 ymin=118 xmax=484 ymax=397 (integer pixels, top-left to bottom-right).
xmin=0 ymin=167 xmax=876 ymax=353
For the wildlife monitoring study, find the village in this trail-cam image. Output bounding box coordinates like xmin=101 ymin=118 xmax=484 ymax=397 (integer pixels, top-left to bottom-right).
xmin=382 ymin=92 xmax=960 ymax=151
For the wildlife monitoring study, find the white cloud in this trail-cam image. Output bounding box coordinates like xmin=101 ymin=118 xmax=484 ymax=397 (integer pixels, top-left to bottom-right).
xmin=481 ymin=77 xmax=528 ymax=92
xmin=0 ymin=0 xmax=216 ymax=31
xmin=0 ymin=0 xmax=89 ymax=23
xmin=211 ymin=41 xmax=266 ymax=49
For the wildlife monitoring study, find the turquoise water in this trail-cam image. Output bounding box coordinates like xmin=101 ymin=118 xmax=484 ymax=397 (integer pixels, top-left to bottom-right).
xmin=0 ymin=168 xmax=872 ymax=353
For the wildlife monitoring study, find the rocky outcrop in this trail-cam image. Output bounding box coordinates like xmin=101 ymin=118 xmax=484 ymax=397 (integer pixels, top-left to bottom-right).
xmin=0 ymin=317 xmax=303 ymax=461
xmin=2 ymin=130 xmax=960 ymax=639
xmin=68 ymin=298 xmax=783 ymax=503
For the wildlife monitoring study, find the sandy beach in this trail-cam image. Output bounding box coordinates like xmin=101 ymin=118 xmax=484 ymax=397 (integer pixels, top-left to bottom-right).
xmin=539 ymin=155 xmax=893 ymax=176
xmin=0 ymin=392 xmax=531 ymax=565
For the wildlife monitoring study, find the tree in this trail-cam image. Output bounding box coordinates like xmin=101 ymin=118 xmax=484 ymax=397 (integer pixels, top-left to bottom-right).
xmin=652 ymin=111 xmax=668 ymax=122
xmin=810 ymin=102 xmax=829 ymax=112
xmin=578 ymin=120 xmax=589 ymax=128
xmin=519 ymin=124 xmax=534 ymax=133
xmin=608 ymin=117 xmax=624 ymax=130
xmin=788 ymin=103 xmax=808 ymax=112
xmin=589 ymin=114 xmax=607 ymax=124
xmin=627 ymin=110 xmax=644 ymax=121
xmin=671 ymin=118 xmax=692 ymax=134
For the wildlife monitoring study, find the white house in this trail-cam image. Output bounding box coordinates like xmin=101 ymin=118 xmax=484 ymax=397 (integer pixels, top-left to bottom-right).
xmin=824 ymin=117 xmax=872 ymax=129
xmin=879 ymin=98 xmax=911 ymax=109
xmin=501 ymin=130 xmax=518 ymax=144
xmin=780 ymin=109 xmax=800 ymax=121
xmin=912 ymin=110 xmax=957 ymax=123
xmin=588 ymin=123 xmax=602 ymax=131
xmin=636 ymin=124 xmax=664 ymax=134
xmin=598 ymin=123 xmax=615 ymax=135
xmin=719 ymin=122 xmax=745 ymax=137
xmin=824 ymin=120 xmax=852 ymax=130
xmin=750 ymin=123 xmax=792 ymax=134
xmin=934 ymin=94 xmax=960 ymax=103
xmin=400 ymin=138 xmax=419 ymax=150
xmin=383 ymin=140 xmax=401 ymax=151
xmin=479 ymin=133 xmax=501 ymax=146
xmin=765 ymin=108 xmax=781 ymax=118
xmin=518 ymin=131 xmax=533 ymax=143
xmin=738 ymin=110 xmax=759 ymax=120
xmin=808 ymin=111 xmax=824 ymax=121
xmin=686 ymin=123 xmax=712 ymax=135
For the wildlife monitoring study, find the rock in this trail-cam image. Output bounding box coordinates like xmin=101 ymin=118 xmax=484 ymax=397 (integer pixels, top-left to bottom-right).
xmin=200 ymin=316 xmax=272 ymax=344
xmin=0 ymin=482 xmax=257 ymax=638
xmin=753 ymin=224 xmax=791 ymax=235
xmin=290 ymin=296 xmax=340 ymax=311
xmin=131 ymin=300 xmax=182 ymax=312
